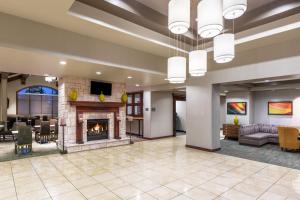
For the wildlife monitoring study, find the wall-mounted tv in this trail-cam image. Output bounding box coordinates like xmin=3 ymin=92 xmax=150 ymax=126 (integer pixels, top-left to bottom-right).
xmin=227 ymin=102 xmax=247 ymax=115
xmin=268 ymin=101 xmax=293 ymax=115
xmin=90 ymin=81 xmax=112 ymax=96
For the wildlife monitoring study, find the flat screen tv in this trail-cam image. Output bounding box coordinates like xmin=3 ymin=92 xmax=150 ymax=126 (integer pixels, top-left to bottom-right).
xmin=268 ymin=101 xmax=293 ymax=115
xmin=227 ymin=102 xmax=247 ymax=115
xmin=90 ymin=81 xmax=112 ymax=96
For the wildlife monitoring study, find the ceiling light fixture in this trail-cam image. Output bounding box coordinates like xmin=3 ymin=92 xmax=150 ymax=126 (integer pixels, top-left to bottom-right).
xmin=96 ymin=71 xmax=102 ymax=75
xmin=45 ymin=76 xmax=56 ymax=83
xmin=214 ymin=33 xmax=235 ymax=63
xmin=135 ymin=84 xmax=140 ymax=87
xmin=127 ymin=76 xmax=132 ymax=79
xmin=168 ymin=56 xmax=186 ymax=84
xmin=168 ymin=0 xmax=190 ymax=34
xmin=223 ymin=0 xmax=247 ymax=20
xmin=189 ymin=50 xmax=207 ymax=76
xmin=59 ymin=60 xmax=67 ymax=65
xmin=197 ymin=0 xmax=223 ymax=38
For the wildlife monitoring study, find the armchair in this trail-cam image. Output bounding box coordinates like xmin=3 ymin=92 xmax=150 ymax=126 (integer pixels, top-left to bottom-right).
xmin=278 ymin=126 xmax=300 ymax=151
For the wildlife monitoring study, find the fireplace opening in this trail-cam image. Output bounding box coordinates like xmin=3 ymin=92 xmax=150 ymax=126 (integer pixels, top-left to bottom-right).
xmin=87 ymin=119 xmax=109 ymax=141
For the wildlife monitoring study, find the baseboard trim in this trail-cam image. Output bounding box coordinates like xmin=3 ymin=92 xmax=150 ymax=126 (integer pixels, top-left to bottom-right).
xmin=144 ymin=135 xmax=174 ymax=140
xmin=185 ymin=145 xmax=221 ymax=152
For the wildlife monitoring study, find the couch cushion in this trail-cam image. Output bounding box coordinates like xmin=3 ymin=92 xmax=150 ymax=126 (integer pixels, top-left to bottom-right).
xmin=271 ymin=126 xmax=278 ymax=134
xmin=243 ymin=132 xmax=271 ymax=140
xmin=259 ymin=124 xmax=272 ymax=133
xmin=239 ymin=125 xmax=256 ymax=136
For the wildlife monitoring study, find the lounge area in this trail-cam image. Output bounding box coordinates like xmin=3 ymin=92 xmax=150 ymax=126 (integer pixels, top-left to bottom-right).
xmin=1 ymin=0 xmax=300 ymax=199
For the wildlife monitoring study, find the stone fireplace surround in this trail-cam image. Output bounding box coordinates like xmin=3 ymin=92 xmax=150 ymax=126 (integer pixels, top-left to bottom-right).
xmin=58 ymin=77 xmax=130 ymax=153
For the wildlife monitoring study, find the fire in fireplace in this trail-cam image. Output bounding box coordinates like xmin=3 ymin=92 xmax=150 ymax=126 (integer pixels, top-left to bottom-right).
xmin=87 ymin=119 xmax=109 ymax=141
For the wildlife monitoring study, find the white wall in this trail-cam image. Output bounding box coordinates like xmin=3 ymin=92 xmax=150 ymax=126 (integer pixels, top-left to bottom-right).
xmin=7 ymin=75 xmax=57 ymax=115
xmin=254 ymin=90 xmax=300 ymax=126
xmin=225 ymin=91 xmax=254 ymax=125
xmin=150 ymin=91 xmax=173 ymax=138
xmin=176 ymin=101 xmax=186 ymax=131
xmin=143 ymin=91 xmax=151 ymax=138
xmin=220 ymin=96 xmax=226 ymax=128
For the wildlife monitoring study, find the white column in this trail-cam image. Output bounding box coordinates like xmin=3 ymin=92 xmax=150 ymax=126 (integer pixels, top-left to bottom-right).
xmin=186 ymin=80 xmax=221 ymax=151
xmin=0 ymin=73 xmax=8 ymax=124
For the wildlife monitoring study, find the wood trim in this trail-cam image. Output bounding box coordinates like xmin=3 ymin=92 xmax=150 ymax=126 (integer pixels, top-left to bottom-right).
xmin=185 ymin=145 xmax=221 ymax=152
xmin=143 ymin=135 xmax=174 ymax=140
xmin=69 ymin=101 xmax=124 ymax=108
xmin=69 ymin=101 xmax=124 ymax=143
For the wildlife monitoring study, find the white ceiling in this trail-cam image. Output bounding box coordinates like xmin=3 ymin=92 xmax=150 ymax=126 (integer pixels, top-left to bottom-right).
xmin=0 ymin=47 xmax=167 ymax=87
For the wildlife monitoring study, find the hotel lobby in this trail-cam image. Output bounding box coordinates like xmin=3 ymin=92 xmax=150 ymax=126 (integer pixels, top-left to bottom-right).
xmin=0 ymin=0 xmax=300 ymax=199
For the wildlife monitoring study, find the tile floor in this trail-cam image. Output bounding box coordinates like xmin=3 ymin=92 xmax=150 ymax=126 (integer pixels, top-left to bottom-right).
xmin=0 ymin=135 xmax=299 ymax=200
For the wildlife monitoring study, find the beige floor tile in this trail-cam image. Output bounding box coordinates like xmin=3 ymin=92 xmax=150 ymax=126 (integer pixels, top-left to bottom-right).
xmin=131 ymin=179 xmax=161 ymax=192
xmin=184 ymin=188 xmax=217 ymax=200
xmin=52 ymin=190 xmax=86 ymax=200
xmin=89 ymin=191 xmax=121 ymax=200
xmin=0 ymin=187 xmax=17 ymax=200
xmin=258 ymin=191 xmax=286 ymax=200
xmin=221 ymin=189 xmax=256 ymax=200
xmin=233 ymin=182 xmax=267 ymax=198
xmin=148 ymin=186 xmax=179 ymax=200
xmin=46 ymin=182 xmax=76 ymax=197
xmin=165 ymin=180 xmax=194 ymax=193
xmin=210 ymin=176 xmax=242 ymax=188
xmin=112 ymin=185 xmax=143 ymax=199
xmin=171 ymin=195 xmax=192 ymax=200
xmin=71 ymin=176 xmax=98 ymax=189
xmin=17 ymin=188 xmax=50 ymax=200
xmin=101 ymin=178 xmax=129 ymax=190
xmin=120 ymin=173 xmax=145 ymax=184
xmin=198 ymin=182 xmax=229 ymax=195
xmin=128 ymin=193 xmax=157 ymax=200
xmin=79 ymin=183 xmax=109 ymax=199
xmin=92 ymin=172 xmax=116 ymax=183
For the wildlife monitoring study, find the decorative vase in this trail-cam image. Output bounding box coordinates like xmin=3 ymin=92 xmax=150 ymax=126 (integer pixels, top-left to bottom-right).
xmin=121 ymin=91 xmax=128 ymax=104
xmin=234 ymin=116 xmax=239 ymax=125
xmin=99 ymin=91 xmax=105 ymax=102
xmin=69 ymin=89 xmax=78 ymax=101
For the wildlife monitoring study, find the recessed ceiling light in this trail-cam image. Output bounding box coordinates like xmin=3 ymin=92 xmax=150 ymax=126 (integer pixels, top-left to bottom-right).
xmin=164 ymin=78 xmax=168 ymax=81
xmin=264 ymin=80 xmax=270 ymax=83
xmin=127 ymin=76 xmax=132 ymax=79
xmin=96 ymin=71 xmax=102 ymax=75
xmin=224 ymin=90 xmax=229 ymax=93
xmin=59 ymin=60 xmax=67 ymax=65
xmin=135 ymin=84 xmax=140 ymax=87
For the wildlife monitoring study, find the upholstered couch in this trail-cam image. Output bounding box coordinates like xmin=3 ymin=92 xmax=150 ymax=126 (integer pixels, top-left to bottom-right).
xmin=239 ymin=124 xmax=278 ymax=146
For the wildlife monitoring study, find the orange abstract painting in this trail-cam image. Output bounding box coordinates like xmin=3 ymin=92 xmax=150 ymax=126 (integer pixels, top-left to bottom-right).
xmin=227 ymin=102 xmax=247 ymax=115
xmin=268 ymin=101 xmax=293 ymax=115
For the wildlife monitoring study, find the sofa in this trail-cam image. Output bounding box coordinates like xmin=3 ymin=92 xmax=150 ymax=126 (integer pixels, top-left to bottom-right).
xmin=239 ymin=124 xmax=278 ymax=146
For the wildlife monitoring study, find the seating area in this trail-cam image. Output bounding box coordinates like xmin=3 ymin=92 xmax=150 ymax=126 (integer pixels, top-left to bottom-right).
xmin=239 ymin=124 xmax=279 ymax=146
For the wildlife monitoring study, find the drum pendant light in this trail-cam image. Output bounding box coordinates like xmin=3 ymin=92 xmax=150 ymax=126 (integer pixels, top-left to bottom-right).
xmin=197 ymin=0 xmax=223 ymax=38
xmin=223 ymin=0 xmax=247 ymax=20
xmin=189 ymin=50 xmax=207 ymax=76
xmin=168 ymin=0 xmax=190 ymax=34
xmin=168 ymin=56 xmax=186 ymax=84
xmin=214 ymin=33 xmax=235 ymax=63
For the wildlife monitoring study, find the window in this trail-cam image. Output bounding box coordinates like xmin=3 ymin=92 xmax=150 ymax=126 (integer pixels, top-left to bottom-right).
xmin=126 ymin=92 xmax=143 ymax=117
xmin=17 ymin=86 xmax=58 ymax=117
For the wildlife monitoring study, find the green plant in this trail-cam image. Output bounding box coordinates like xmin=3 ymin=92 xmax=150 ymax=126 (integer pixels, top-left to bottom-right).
xmin=233 ymin=116 xmax=239 ymax=125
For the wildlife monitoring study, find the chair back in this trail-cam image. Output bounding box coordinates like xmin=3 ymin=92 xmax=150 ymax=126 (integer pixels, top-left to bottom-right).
xmin=40 ymin=121 xmax=50 ymax=136
xmin=12 ymin=122 xmax=26 ymax=131
xmin=278 ymin=126 xmax=300 ymax=150
xmin=0 ymin=121 xmax=5 ymax=132
xmin=17 ymin=126 xmax=32 ymax=145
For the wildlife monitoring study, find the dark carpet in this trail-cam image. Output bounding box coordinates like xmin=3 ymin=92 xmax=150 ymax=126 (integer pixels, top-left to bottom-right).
xmin=217 ymin=139 xmax=300 ymax=170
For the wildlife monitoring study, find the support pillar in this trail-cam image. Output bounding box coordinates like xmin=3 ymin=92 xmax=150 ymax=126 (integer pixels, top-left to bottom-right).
xmin=0 ymin=73 xmax=8 ymax=126
xmin=186 ymin=81 xmax=221 ymax=151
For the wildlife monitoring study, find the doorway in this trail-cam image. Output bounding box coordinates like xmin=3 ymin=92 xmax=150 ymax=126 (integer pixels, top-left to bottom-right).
xmin=173 ymin=94 xmax=186 ymax=136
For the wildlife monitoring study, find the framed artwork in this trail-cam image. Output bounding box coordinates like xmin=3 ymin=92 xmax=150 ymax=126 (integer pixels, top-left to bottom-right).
xmin=268 ymin=101 xmax=293 ymax=115
xmin=227 ymin=102 xmax=247 ymax=115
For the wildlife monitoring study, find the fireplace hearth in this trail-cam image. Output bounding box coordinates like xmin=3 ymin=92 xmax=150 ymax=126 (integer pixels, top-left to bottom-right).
xmin=87 ymin=119 xmax=109 ymax=141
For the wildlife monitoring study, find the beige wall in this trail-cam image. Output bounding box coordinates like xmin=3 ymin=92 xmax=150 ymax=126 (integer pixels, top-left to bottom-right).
xmin=7 ymin=75 xmax=57 ymax=115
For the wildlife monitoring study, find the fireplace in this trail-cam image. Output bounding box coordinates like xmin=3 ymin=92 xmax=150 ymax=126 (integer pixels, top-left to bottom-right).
xmin=87 ymin=119 xmax=109 ymax=141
